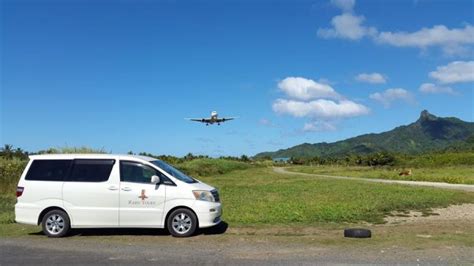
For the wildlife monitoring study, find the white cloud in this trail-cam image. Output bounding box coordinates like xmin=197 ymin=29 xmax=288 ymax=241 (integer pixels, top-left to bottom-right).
xmin=369 ymin=88 xmax=414 ymax=108
xmin=375 ymin=25 xmax=474 ymax=55
xmin=303 ymin=121 xmax=337 ymax=132
xmin=419 ymin=83 xmax=458 ymax=95
xmin=330 ymin=0 xmax=355 ymax=12
xmin=272 ymin=98 xmax=370 ymax=119
xmin=429 ymin=61 xmax=474 ymax=84
xmin=273 ymin=75 xmax=370 ymax=131
xmin=317 ymin=1 xmax=474 ymax=56
xmin=355 ymin=72 xmax=387 ymax=84
xmin=278 ymin=77 xmax=340 ymax=100
xmin=317 ymin=13 xmax=377 ymax=40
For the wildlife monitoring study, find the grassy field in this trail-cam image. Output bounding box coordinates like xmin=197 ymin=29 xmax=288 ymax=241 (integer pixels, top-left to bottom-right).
xmin=197 ymin=168 xmax=474 ymax=226
xmin=1 ymin=159 xmax=473 ymax=237
xmin=286 ymin=165 xmax=474 ymax=184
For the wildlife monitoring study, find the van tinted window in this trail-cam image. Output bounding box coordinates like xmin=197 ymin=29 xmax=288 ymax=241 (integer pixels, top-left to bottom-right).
xmin=25 ymin=160 xmax=72 ymax=181
xmin=66 ymin=159 xmax=115 ymax=182
xmin=120 ymin=161 xmax=169 ymax=184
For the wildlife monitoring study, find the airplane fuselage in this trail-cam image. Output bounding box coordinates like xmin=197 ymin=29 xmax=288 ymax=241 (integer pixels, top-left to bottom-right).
xmin=188 ymin=111 xmax=235 ymax=126
xmin=209 ymin=111 xmax=218 ymax=123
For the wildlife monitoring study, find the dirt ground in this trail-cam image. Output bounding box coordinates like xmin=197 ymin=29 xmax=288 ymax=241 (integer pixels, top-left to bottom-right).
xmin=385 ymin=203 xmax=474 ymax=225
xmin=1 ymin=204 xmax=473 ymax=265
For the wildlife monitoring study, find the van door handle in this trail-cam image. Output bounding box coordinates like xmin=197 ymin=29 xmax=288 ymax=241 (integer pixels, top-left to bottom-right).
xmin=108 ymin=186 xmax=119 ymax=191
xmin=121 ymin=187 xmax=132 ymax=191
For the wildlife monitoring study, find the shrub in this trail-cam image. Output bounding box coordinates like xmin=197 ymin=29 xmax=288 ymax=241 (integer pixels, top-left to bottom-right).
xmin=0 ymin=158 xmax=27 ymax=194
xmin=176 ymin=158 xmax=253 ymax=177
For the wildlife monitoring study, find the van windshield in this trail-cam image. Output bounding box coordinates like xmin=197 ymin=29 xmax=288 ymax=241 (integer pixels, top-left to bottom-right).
xmin=151 ymin=160 xmax=196 ymax=184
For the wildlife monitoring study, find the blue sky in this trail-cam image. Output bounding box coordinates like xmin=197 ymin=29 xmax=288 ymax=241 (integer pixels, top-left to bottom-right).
xmin=1 ymin=0 xmax=473 ymax=157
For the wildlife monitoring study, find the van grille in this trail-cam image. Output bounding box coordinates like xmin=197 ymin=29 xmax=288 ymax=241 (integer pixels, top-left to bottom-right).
xmin=211 ymin=190 xmax=220 ymax=202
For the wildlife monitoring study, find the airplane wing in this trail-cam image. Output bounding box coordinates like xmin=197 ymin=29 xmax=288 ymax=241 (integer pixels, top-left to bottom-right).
xmin=185 ymin=118 xmax=212 ymax=123
xmin=216 ymin=117 xmax=238 ymax=123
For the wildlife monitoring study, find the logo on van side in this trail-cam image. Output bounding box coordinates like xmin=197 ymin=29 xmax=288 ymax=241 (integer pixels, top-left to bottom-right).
xmin=139 ymin=189 xmax=148 ymax=200
xmin=128 ymin=189 xmax=156 ymax=206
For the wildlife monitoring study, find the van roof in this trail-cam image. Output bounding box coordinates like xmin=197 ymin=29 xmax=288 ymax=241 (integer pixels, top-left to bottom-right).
xmin=28 ymin=154 xmax=157 ymax=162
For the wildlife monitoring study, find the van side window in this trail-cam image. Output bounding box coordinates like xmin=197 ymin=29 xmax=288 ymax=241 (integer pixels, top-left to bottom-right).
xmin=120 ymin=161 xmax=168 ymax=184
xmin=66 ymin=159 xmax=115 ymax=182
xmin=25 ymin=160 xmax=72 ymax=181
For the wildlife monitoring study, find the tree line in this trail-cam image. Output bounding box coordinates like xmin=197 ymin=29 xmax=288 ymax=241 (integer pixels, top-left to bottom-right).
xmin=0 ymin=144 xmax=253 ymax=164
xmin=2 ymin=144 xmax=472 ymax=167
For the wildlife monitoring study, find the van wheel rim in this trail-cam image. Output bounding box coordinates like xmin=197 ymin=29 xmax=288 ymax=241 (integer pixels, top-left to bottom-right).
xmin=46 ymin=214 xmax=65 ymax=235
xmin=172 ymin=213 xmax=192 ymax=234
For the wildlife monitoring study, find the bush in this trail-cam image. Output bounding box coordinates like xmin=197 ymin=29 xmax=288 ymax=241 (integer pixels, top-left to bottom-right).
xmin=397 ymin=151 xmax=474 ymax=167
xmin=176 ymin=158 xmax=253 ymax=177
xmin=287 ymin=150 xmax=473 ymax=168
xmin=0 ymin=158 xmax=27 ymax=194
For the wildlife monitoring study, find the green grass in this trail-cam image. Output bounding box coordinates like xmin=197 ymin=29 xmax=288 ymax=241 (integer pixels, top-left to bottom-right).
xmin=198 ymin=168 xmax=474 ymax=225
xmin=1 ymin=164 xmax=473 ymax=237
xmin=397 ymin=151 xmax=474 ymax=167
xmin=0 ymin=195 xmax=16 ymax=225
xmin=287 ymin=165 xmax=474 ymax=184
xmin=175 ymin=158 xmax=255 ymax=177
xmin=0 ymin=158 xmax=27 ymax=194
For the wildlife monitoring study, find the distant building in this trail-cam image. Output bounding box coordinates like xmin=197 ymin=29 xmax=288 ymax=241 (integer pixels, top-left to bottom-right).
xmin=273 ymin=157 xmax=290 ymax=163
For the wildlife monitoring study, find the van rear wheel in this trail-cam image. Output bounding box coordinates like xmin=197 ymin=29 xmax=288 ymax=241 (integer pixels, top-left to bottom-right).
xmin=41 ymin=209 xmax=70 ymax=238
xmin=167 ymin=208 xmax=197 ymax=237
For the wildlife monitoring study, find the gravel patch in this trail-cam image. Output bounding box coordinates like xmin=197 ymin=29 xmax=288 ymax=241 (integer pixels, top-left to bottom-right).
xmin=385 ymin=203 xmax=474 ymax=225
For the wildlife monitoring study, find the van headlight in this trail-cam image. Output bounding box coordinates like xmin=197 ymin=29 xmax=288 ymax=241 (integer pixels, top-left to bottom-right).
xmin=193 ymin=190 xmax=215 ymax=202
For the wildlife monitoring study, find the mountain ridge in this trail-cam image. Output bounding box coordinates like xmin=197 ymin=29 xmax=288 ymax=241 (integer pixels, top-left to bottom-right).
xmin=255 ymin=110 xmax=474 ymax=158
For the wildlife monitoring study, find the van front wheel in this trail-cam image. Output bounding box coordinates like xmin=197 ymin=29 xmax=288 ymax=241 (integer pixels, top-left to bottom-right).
xmin=167 ymin=208 xmax=197 ymax=237
xmin=41 ymin=209 xmax=70 ymax=238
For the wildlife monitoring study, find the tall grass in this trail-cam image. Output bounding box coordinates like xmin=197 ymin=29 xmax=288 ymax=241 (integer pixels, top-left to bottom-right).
xmin=0 ymin=158 xmax=27 ymax=195
xmin=176 ymin=158 xmax=254 ymax=177
xmin=398 ymin=151 xmax=474 ymax=167
xmin=0 ymin=195 xmax=15 ymax=224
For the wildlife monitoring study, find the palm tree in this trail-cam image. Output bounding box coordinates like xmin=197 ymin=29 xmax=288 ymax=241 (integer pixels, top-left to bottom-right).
xmin=184 ymin=153 xmax=195 ymax=161
xmin=14 ymin=147 xmax=28 ymax=159
xmin=1 ymin=144 xmax=14 ymax=159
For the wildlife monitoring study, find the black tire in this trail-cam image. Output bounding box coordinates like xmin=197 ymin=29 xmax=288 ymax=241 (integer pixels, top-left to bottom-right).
xmin=167 ymin=208 xmax=197 ymax=237
xmin=41 ymin=209 xmax=71 ymax=238
xmin=344 ymin=228 xmax=371 ymax=238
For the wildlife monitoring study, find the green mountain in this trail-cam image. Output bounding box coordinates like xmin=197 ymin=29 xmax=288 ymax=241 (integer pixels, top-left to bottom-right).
xmin=256 ymin=110 xmax=474 ymax=158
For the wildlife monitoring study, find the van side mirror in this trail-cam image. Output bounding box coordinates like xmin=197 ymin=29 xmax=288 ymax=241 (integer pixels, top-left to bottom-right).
xmin=151 ymin=175 xmax=160 ymax=184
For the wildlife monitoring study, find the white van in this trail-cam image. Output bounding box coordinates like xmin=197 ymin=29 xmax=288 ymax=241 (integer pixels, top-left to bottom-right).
xmin=15 ymin=154 xmax=222 ymax=237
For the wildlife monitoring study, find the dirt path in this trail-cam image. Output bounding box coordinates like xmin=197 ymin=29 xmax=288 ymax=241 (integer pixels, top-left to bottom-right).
xmin=273 ymin=167 xmax=474 ymax=192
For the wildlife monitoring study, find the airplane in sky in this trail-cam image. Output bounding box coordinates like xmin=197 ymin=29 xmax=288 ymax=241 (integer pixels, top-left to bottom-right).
xmin=186 ymin=111 xmax=237 ymax=126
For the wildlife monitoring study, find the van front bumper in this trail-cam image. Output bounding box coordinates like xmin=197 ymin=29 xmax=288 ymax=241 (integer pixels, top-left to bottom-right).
xmin=194 ymin=201 xmax=222 ymax=228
